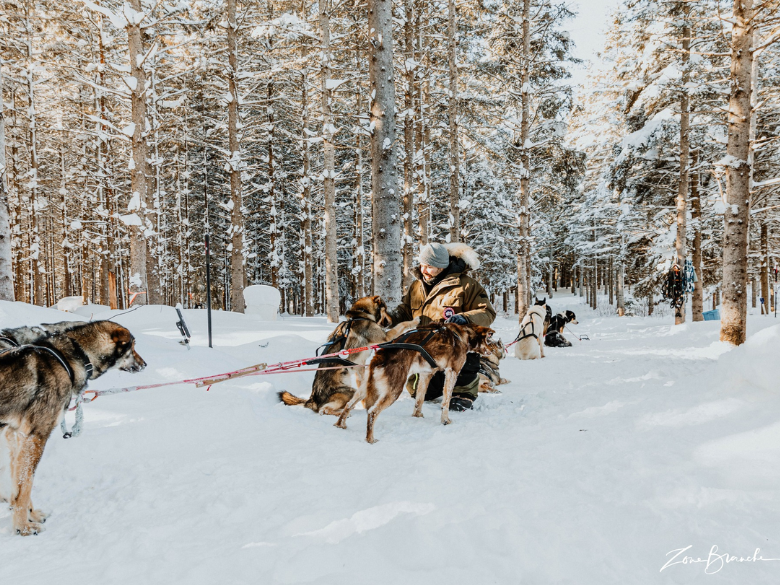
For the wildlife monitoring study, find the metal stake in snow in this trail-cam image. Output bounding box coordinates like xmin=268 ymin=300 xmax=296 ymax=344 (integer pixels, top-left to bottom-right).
xmin=205 ymin=233 xmax=213 ymax=348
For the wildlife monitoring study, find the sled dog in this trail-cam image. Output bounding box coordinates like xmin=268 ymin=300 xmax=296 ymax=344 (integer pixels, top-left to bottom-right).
xmin=278 ymin=296 xmax=419 ymax=415
xmin=0 ymin=320 xmax=146 ymax=536
xmin=478 ymin=337 xmax=510 ymax=393
xmin=0 ymin=320 xmax=89 ymax=349
xmin=544 ymin=310 xmax=579 ymax=347
xmin=513 ymin=303 xmax=547 ymax=360
xmin=334 ymin=322 xmax=494 ymax=443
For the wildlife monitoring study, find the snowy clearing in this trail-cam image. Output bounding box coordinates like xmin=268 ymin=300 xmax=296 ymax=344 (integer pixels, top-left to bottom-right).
xmin=2 ymin=296 xmax=780 ymax=583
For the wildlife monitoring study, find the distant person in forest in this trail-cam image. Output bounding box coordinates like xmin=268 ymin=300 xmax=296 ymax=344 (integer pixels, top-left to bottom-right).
xmin=389 ymin=242 xmax=496 ymax=411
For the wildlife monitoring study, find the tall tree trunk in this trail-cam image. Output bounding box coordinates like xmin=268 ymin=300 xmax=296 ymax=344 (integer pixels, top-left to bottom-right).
xmin=447 ymin=0 xmax=459 ymax=242
xmin=368 ymin=0 xmax=401 ymax=305
xmin=320 ymin=0 xmax=339 ymax=322
xmin=691 ymin=150 xmax=703 ymax=321
xmin=608 ymin=255 xmax=614 ymax=306
xmin=25 ymin=7 xmax=43 ymax=305
xmin=353 ymin=57 xmax=365 ymax=299
xmin=720 ymin=0 xmax=753 ymax=345
xmin=617 ymin=261 xmax=625 ymax=316
xmin=515 ymin=0 xmax=531 ymax=320
xmin=402 ymin=0 xmax=415 ymax=287
xmin=674 ymin=13 xmax=690 ymax=325
xmin=127 ymin=0 xmax=148 ymax=305
xmin=0 ymin=54 xmax=13 ymax=301
xmin=227 ymin=0 xmax=244 ymax=313
xmin=301 ymin=72 xmax=314 ymax=316
xmin=761 ymin=223 xmax=769 ymax=314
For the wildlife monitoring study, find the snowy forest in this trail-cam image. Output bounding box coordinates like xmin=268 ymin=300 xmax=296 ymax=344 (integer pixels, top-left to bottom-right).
xmin=0 ymin=0 xmax=778 ymax=344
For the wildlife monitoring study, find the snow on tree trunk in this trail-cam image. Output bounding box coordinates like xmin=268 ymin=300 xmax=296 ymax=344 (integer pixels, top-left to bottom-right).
xmin=447 ymin=0 xmax=459 ymax=242
xmin=0 ymin=55 xmax=13 ymax=301
xmin=761 ymin=222 xmax=769 ymax=314
xmin=320 ymin=0 xmax=339 ymax=322
xmin=719 ymin=0 xmax=753 ymax=345
xmin=674 ymin=16 xmax=690 ymax=326
xmin=127 ymin=0 xmax=148 ymax=305
xmin=402 ymin=0 xmax=415 ymax=288
xmin=369 ymin=0 xmax=402 ymax=305
xmin=515 ymin=0 xmax=531 ymax=320
xmin=691 ymin=149 xmax=703 ymax=321
xmin=24 ymin=9 xmax=43 ymax=306
xmin=227 ymin=0 xmax=244 ymax=313
xmin=416 ymin=74 xmax=429 ymax=245
xmin=300 ymin=69 xmax=314 ymax=317
xmin=353 ymin=54 xmax=365 ymax=299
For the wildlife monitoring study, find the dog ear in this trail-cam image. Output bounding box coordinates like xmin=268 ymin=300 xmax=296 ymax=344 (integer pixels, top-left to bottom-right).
xmin=378 ymin=306 xmax=392 ymax=327
xmin=110 ymin=325 xmax=133 ymax=345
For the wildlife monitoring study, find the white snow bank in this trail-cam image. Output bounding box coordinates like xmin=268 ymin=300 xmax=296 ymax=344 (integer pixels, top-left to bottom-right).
xmin=243 ymin=285 xmax=280 ymax=320
xmin=53 ymin=296 xmax=85 ymax=313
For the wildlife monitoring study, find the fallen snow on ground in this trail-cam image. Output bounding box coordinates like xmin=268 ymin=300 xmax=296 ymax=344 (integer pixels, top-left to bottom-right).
xmin=2 ymin=295 xmax=780 ymax=584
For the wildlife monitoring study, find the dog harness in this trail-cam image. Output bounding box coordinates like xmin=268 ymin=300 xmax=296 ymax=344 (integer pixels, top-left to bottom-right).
xmin=314 ymin=316 xmax=376 ymax=358
xmin=0 ymin=336 xmax=19 ymax=348
xmin=376 ymin=327 xmax=441 ymax=368
xmin=511 ymin=319 xmax=539 ymax=344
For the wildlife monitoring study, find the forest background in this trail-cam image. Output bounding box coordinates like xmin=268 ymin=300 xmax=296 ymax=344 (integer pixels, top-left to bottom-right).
xmin=0 ymin=0 xmax=778 ymax=345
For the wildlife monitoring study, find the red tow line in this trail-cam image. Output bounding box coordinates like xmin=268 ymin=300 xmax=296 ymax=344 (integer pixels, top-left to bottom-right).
xmin=77 ymin=344 xmax=380 ymax=407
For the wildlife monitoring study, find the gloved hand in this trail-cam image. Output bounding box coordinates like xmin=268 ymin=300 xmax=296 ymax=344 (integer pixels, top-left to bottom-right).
xmin=445 ymin=313 xmax=468 ymax=326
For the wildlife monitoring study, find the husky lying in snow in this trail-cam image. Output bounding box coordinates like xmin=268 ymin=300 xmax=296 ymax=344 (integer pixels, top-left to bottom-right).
xmin=544 ymin=310 xmax=579 ymax=347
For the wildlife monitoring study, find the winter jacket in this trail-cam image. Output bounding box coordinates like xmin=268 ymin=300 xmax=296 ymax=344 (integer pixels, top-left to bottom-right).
xmin=390 ymin=243 xmax=496 ymax=328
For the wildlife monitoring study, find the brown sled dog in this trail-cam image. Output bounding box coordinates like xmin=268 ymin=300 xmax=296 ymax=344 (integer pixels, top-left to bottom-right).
xmin=0 ymin=320 xmax=146 ymax=536
xmin=478 ymin=337 xmax=510 ymax=393
xmin=335 ymin=322 xmax=495 ymax=443
xmin=278 ymin=296 xmax=419 ymax=415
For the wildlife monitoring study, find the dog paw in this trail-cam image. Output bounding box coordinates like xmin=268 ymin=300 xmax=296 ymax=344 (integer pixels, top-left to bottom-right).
xmin=15 ymin=521 xmax=45 ymax=536
xmin=334 ymin=420 xmax=347 ymax=429
xmin=29 ymin=509 xmax=48 ymax=523
xmin=441 ymin=417 xmax=452 ymax=426
xmin=412 ymin=411 xmax=424 ymax=418
xmin=366 ymin=437 xmax=378 ymax=444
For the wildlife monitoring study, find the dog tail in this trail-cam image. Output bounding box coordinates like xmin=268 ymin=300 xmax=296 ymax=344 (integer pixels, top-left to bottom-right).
xmin=278 ymin=391 xmax=307 ymax=406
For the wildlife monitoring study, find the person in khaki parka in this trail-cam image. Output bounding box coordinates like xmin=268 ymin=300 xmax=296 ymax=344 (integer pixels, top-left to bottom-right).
xmin=389 ymin=242 xmax=496 ymax=411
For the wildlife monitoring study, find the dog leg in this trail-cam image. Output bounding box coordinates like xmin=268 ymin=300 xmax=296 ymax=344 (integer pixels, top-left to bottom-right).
xmin=440 ymin=368 xmax=458 ymax=426
xmin=335 ymin=374 xmax=369 ymax=429
xmin=412 ymin=371 xmax=433 ymax=418
xmin=539 ymin=335 xmax=545 ymax=358
xmin=365 ymin=388 xmax=400 ymax=444
xmin=11 ymin=433 xmax=46 ymax=536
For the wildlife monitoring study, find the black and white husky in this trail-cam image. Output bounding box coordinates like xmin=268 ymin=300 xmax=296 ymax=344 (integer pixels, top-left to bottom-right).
xmin=544 ymin=310 xmax=578 ymax=347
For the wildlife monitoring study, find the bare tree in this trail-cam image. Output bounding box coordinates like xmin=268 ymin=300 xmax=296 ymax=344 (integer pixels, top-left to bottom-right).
xmin=368 ymin=0 xmax=401 ymax=304
xmin=127 ymin=0 xmax=149 ymax=305
xmin=447 ymin=0 xmax=459 ymax=242
xmin=690 ymin=150 xmax=703 ymax=321
xmin=321 ymin=0 xmax=339 ymax=321
xmin=719 ymin=0 xmax=753 ymax=345
xmin=0 ymin=53 xmax=13 ymax=301
xmin=674 ymin=10 xmax=690 ymax=325
xmin=227 ymin=0 xmax=245 ymax=312
xmin=515 ymin=0 xmax=531 ymax=319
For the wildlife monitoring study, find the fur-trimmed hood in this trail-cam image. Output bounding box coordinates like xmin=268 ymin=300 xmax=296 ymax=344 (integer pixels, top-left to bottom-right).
xmin=412 ymin=243 xmax=481 ymax=281
xmin=441 ymin=243 xmax=480 ymax=270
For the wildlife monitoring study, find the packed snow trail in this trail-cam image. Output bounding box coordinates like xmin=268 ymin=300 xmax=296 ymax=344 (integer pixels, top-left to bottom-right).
xmin=2 ymin=297 xmax=780 ymax=584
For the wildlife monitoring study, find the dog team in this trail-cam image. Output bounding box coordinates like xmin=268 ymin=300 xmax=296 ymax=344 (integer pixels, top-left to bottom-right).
xmin=0 ymin=242 xmax=579 ymax=536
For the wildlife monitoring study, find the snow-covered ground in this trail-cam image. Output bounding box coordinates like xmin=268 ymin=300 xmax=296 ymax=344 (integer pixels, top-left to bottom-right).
xmin=2 ymin=295 xmax=780 ymax=584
